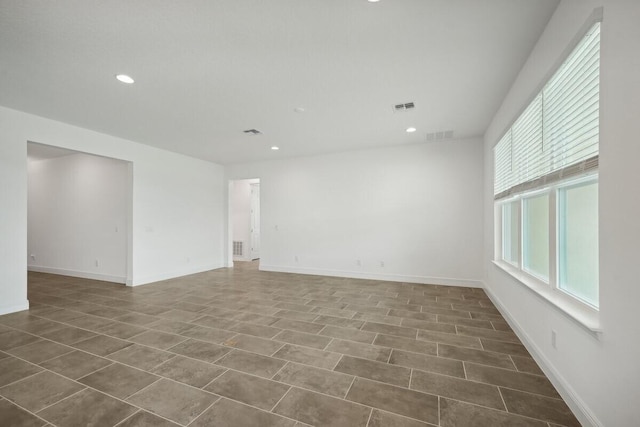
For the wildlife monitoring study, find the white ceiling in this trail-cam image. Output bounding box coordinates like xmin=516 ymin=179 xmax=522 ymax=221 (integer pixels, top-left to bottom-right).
xmin=0 ymin=0 xmax=559 ymax=165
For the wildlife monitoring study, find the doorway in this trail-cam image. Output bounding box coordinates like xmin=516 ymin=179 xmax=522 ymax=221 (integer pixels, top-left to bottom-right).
xmin=230 ymin=178 xmax=260 ymax=265
xmin=27 ymin=142 xmax=132 ymax=285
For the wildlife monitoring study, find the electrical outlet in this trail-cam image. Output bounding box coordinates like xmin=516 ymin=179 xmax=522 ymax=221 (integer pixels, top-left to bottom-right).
xmin=30 ymin=254 xmax=35 ymax=261
xmin=551 ymin=330 xmax=557 ymax=349
xmin=356 ymin=259 xmax=361 ymax=266
xmin=95 ymin=259 xmax=99 ymax=267
xmin=294 ymin=255 xmax=299 ymax=263
xmin=187 ymin=257 xmax=191 ymax=263
xmin=380 ymin=261 xmax=385 ymax=267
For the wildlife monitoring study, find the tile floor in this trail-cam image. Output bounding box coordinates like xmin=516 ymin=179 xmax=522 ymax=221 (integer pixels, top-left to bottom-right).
xmin=0 ymin=262 xmax=581 ymax=427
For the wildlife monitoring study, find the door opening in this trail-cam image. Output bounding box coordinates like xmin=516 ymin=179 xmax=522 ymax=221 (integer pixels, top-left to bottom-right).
xmin=230 ymin=178 xmax=260 ymax=266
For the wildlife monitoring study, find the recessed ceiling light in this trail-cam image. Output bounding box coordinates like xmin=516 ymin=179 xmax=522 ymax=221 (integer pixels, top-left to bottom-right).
xmin=368 ymin=0 xmax=380 ymax=3
xmin=271 ymin=146 xmax=280 ymax=150
xmin=115 ymin=74 xmax=134 ymax=84
xmin=294 ymin=107 xmax=306 ymax=113
xmin=406 ymin=127 xmax=417 ymax=133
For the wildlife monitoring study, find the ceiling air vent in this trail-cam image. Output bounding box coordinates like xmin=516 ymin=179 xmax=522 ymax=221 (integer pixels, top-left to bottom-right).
xmin=393 ymin=102 xmax=415 ymax=113
xmin=426 ymin=130 xmax=454 ymax=142
xmin=243 ymin=129 xmax=262 ymax=135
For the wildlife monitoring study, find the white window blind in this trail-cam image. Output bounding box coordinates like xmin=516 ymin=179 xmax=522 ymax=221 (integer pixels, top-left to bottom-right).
xmin=494 ymin=22 xmax=600 ymax=200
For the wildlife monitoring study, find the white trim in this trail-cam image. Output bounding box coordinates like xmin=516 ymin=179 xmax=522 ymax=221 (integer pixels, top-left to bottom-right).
xmin=259 ymin=264 xmax=483 ymax=288
xmin=131 ymin=262 xmax=226 ymax=286
xmin=483 ymin=284 xmax=603 ymax=427
xmin=28 ymin=265 xmax=126 ymax=284
xmin=492 ymin=260 xmax=600 ymax=333
xmin=0 ymin=301 xmax=30 ymax=316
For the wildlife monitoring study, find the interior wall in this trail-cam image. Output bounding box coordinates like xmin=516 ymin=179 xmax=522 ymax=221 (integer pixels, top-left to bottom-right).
xmin=483 ymin=1 xmax=640 ymax=426
xmin=0 ymin=105 xmax=226 ymax=314
xmin=227 ymin=138 xmax=484 ymax=286
xmin=28 ymin=152 xmax=128 ymax=283
xmin=230 ymin=179 xmax=257 ymax=261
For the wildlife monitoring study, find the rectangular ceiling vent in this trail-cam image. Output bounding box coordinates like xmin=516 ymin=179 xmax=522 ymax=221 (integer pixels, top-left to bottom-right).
xmin=393 ymin=102 xmax=415 ymax=113
xmin=426 ymin=130 xmax=454 ymax=142
xmin=243 ymin=129 xmax=262 ymax=135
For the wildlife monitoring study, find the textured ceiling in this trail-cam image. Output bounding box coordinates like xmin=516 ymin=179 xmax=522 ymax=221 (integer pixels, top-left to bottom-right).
xmin=0 ymin=0 xmax=559 ymax=164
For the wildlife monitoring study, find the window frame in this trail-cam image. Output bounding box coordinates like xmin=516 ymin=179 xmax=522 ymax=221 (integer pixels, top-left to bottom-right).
xmin=494 ymin=174 xmax=600 ymax=332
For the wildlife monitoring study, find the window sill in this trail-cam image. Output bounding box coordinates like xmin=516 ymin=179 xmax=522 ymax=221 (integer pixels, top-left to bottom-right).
xmin=492 ymin=260 xmax=601 ymax=335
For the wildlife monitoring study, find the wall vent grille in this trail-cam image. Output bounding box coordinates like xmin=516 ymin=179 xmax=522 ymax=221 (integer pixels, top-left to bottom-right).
xmin=426 ymin=130 xmax=454 ymax=142
xmin=393 ymin=102 xmax=415 ymax=113
xmin=233 ymin=241 xmax=244 ymax=256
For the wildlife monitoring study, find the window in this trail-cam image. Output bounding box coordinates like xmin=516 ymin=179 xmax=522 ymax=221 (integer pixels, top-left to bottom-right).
xmin=523 ymin=193 xmax=549 ymax=281
xmin=494 ymin=21 xmax=600 ymax=312
xmin=501 ymin=201 xmax=519 ymax=265
xmin=558 ymin=180 xmax=599 ymax=306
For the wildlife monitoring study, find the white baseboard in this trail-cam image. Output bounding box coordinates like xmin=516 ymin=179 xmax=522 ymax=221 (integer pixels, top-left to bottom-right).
xmin=0 ymin=301 xmax=30 ymax=316
xmin=258 ymin=264 xmax=483 ymax=288
xmin=28 ymin=265 xmax=126 ymax=284
xmin=132 ymin=263 xmax=225 ymax=286
xmin=483 ymin=284 xmax=602 ymax=427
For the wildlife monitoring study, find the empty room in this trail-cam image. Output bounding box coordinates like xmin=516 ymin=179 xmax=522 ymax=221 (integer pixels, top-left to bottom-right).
xmin=0 ymin=1 xmax=638 ymax=426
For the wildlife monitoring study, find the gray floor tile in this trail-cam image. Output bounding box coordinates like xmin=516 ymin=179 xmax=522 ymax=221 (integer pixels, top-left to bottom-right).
xmin=411 ymin=369 xmax=505 ymax=410
xmin=274 ymin=330 xmax=332 ymax=350
xmin=273 ymin=362 xmax=353 ymax=398
xmin=40 ymin=350 xmax=112 ymax=380
xmin=72 ymin=334 xmax=133 ymax=356
xmin=0 ymin=371 xmax=84 ymax=413
xmin=0 ymin=330 xmax=41 ymax=351
xmin=205 ymin=369 xmax=290 ymax=410
xmin=511 ymin=356 xmax=545 ymax=376
xmin=274 ymin=387 xmax=371 ymax=427
xmin=127 ymin=378 xmax=218 ymax=425
xmin=151 ymin=356 xmax=227 ymax=388
xmin=272 ymin=344 xmax=342 ymax=370
xmin=346 ymin=377 xmax=439 ymax=425
xmin=78 ymin=363 xmax=158 ymax=399
xmin=192 ymin=397 xmax=296 ymax=427
xmin=368 ymin=409 xmax=436 ymax=427
xmin=439 ymin=398 xmax=546 ymax=427
xmin=272 ymin=318 xmax=325 ymax=334
xmin=128 ymin=330 xmax=187 ymax=350
xmin=465 ymin=363 xmax=560 ymax=398
xmin=167 ymin=339 xmax=231 ymax=363
xmin=221 ymin=333 xmax=285 ymax=356
xmin=389 ymin=349 xmax=465 ymax=378
xmin=500 ymin=387 xmax=581 ymax=427
xmin=215 ymin=349 xmax=286 ymax=378
xmin=437 ymin=343 xmax=516 ymax=370
xmin=0 ymin=357 xmax=42 ymax=387
xmin=417 ymin=330 xmax=482 ymax=349
xmin=324 ymin=339 xmax=391 ymax=362
xmin=7 ymin=340 xmax=73 ymax=364
xmin=38 ymin=389 xmax=137 ymax=427
xmin=39 ymin=326 xmax=97 ymax=345
xmin=117 ymin=410 xmax=181 ymax=427
xmin=108 ymin=344 xmax=175 ymax=371
xmin=373 ymin=334 xmax=437 ymax=355
xmin=319 ymin=325 xmax=376 ymax=344
xmin=334 ymin=355 xmax=410 ymax=387
xmin=0 ymin=398 xmax=47 ymax=427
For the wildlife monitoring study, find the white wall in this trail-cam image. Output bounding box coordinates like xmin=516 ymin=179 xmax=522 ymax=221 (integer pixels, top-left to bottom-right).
xmin=230 ymin=179 xmax=256 ymax=261
xmin=28 ymin=153 xmax=128 ymax=283
xmin=0 ymin=105 xmax=225 ymax=314
xmin=227 ymin=138 xmax=484 ymax=286
xmin=483 ymin=1 xmax=640 ymax=426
